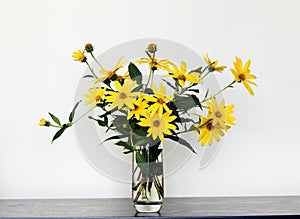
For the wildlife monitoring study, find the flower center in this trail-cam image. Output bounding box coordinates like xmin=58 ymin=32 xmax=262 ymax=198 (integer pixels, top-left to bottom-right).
xmin=206 ymin=122 xmax=214 ymax=131
xmin=208 ymin=66 xmax=215 ymax=72
xmin=153 ymin=120 xmax=160 ymax=127
xmin=178 ymin=74 xmax=186 ymax=81
xmin=95 ymin=95 xmax=101 ymax=102
xmin=157 ymin=98 xmax=164 ymax=104
xmin=119 ymin=92 xmax=127 ymax=99
xmin=215 ymin=111 xmax=222 ymax=118
xmin=238 ymin=74 xmax=246 ymax=81
xmin=134 ymin=104 xmax=139 ymax=110
xmin=107 ymin=70 xmax=115 ymax=78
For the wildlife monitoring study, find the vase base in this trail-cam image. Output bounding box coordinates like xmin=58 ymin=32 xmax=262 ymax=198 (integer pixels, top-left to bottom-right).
xmin=134 ymin=201 xmax=162 ymax=213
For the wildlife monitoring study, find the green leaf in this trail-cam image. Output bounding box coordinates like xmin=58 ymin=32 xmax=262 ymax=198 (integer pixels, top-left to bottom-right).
xmin=51 ymin=124 xmax=69 ymax=143
xmin=82 ymin=75 xmax=94 ymax=78
xmin=144 ymin=88 xmax=154 ymax=94
xmin=173 ymin=95 xmax=199 ymax=111
xmin=48 ymin=112 xmax=61 ymax=126
xmin=134 ymin=138 xmax=150 ymax=146
xmin=89 ymin=116 xmax=107 ymax=127
xmin=116 ymin=141 xmax=135 ymax=153
xmin=190 ymin=66 xmax=203 ymax=74
xmin=162 ymin=79 xmax=176 ymax=90
xmin=177 ymin=137 xmax=196 ymax=153
xmin=133 ymin=126 xmax=148 ymax=137
xmin=69 ymin=100 xmax=82 ymax=122
xmin=150 ymin=162 xmax=163 ymax=176
xmin=204 ymin=89 xmax=209 ymax=99
xmin=165 ymin=135 xmax=196 ymax=153
xmin=98 ymin=135 xmax=125 ymax=146
xmin=132 ymin=84 xmax=144 ymax=92
xmin=187 ymin=89 xmax=199 ymax=93
xmin=135 ymin=152 xmax=150 ymax=175
xmin=180 ymin=117 xmax=195 ymax=123
xmin=98 ymin=108 xmax=116 ymax=118
xmin=111 ymin=115 xmax=130 ymax=135
xmin=128 ymin=62 xmax=142 ymax=85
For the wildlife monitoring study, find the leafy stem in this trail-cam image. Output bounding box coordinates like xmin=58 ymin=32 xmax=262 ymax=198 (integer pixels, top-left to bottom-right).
xmin=144 ymin=52 xmax=156 ymax=90
xmin=201 ymin=80 xmax=236 ymax=103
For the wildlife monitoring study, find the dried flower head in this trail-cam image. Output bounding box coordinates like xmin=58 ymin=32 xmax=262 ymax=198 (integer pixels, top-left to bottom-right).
xmin=147 ymin=43 xmax=157 ymax=53
xmin=85 ymin=43 xmax=94 ymax=53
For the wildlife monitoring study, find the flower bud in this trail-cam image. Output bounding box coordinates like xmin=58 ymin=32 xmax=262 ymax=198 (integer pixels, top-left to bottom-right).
xmin=39 ymin=118 xmax=50 ymax=127
xmin=147 ymin=43 xmax=157 ymax=53
xmin=85 ymin=43 xmax=94 ymax=53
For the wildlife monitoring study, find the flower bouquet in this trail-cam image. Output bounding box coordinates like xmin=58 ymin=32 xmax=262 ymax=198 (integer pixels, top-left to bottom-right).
xmin=40 ymin=42 xmax=256 ymax=213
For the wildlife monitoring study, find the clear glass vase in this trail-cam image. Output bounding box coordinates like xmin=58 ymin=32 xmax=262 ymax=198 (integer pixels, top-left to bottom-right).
xmin=132 ymin=143 xmax=164 ymax=213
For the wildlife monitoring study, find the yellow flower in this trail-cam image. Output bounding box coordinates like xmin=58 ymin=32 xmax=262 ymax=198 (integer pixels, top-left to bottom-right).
xmin=127 ymin=97 xmax=149 ymax=120
xmin=195 ymin=117 xmax=225 ymax=146
xmin=106 ymin=80 xmax=140 ymax=110
xmin=83 ymin=86 xmax=106 ymax=108
xmin=143 ymin=83 xmax=174 ymax=115
xmin=230 ymin=57 xmax=257 ymax=96
xmin=135 ymin=57 xmax=172 ymax=71
xmin=165 ymin=61 xmax=202 ymax=87
xmin=72 ymin=50 xmax=86 ymax=62
xmin=39 ymin=118 xmax=49 ymax=126
xmin=206 ymin=97 xmax=236 ymax=129
xmin=138 ymin=111 xmax=177 ymax=142
xmin=204 ymin=53 xmax=226 ymax=72
xmin=116 ymin=72 xmax=131 ymax=81
xmin=94 ymin=56 xmax=127 ymax=83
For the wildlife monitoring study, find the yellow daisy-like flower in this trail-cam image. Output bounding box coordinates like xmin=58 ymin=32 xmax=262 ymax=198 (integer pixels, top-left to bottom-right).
xmin=135 ymin=57 xmax=172 ymax=71
xmin=230 ymin=57 xmax=257 ymax=96
xmin=206 ymin=97 xmax=236 ymax=129
xmin=204 ymin=53 xmax=226 ymax=72
xmin=83 ymin=86 xmax=106 ymax=108
xmin=195 ymin=117 xmax=225 ymax=146
xmin=106 ymin=80 xmax=140 ymax=110
xmin=116 ymin=72 xmax=131 ymax=81
xmin=138 ymin=111 xmax=177 ymax=142
xmin=127 ymin=97 xmax=149 ymax=120
xmin=94 ymin=56 xmax=127 ymax=83
xmin=165 ymin=61 xmax=202 ymax=87
xmin=143 ymin=83 xmax=174 ymax=115
xmin=72 ymin=50 xmax=86 ymax=62
xmin=39 ymin=118 xmax=49 ymax=126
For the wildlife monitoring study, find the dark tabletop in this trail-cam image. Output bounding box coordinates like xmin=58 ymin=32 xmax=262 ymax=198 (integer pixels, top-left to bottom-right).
xmin=1 ymin=196 xmax=300 ymax=218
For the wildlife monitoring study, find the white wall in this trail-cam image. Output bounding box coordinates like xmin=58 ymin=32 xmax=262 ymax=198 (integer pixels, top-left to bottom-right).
xmin=1 ymin=0 xmax=300 ymax=198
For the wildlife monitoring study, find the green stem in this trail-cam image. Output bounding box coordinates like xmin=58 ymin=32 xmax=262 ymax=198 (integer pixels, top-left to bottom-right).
xmin=200 ymin=62 xmax=217 ymax=80
xmin=201 ymin=80 xmax=235 ymax=103
xmin=90 ymin=52 xmax=105 ymax=70
xmin=177 ymin=83 xmax=195 ymax=95
xmin=72 ymin=107 xmax=94 ymax=124
xmin=86 ymin=61 xmax=98 ymax=79
xmin=200 ymin=71 xmax=210 ymax=80
xmin=144 ymin=53 xmax=156 ymax=90
xmin=50 ymin=124 xmax=61 ymax=128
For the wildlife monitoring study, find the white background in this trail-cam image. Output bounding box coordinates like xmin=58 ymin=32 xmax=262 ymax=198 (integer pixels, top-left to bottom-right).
xmin=1 ymin=0 xmax=300 ymax=199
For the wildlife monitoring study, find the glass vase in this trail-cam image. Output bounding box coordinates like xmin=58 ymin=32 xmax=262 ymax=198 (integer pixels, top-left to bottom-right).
xmin=132 ymin=143 xmax=164 ymax=213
